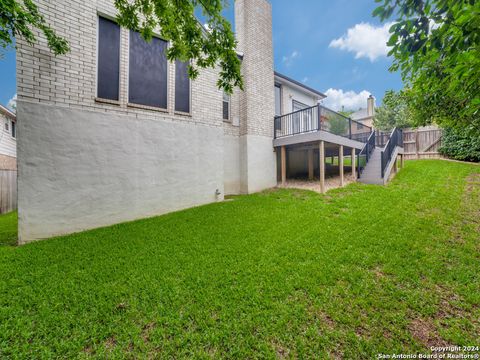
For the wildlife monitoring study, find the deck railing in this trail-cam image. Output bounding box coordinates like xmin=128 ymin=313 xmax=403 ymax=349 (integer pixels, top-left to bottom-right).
xmin=274 ymin=104 xmax=372 ymax=142
xmin=357 ymin=131 xmax=376 ymax=178
xmin=375 ymin=130 xmax=391 ymax=148
xmin=381 ymin=127 xmax=403 ymax=178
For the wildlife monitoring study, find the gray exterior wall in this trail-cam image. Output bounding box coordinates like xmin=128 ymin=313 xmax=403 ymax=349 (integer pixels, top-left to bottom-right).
xmin=16 ymin=0 xmax=277 ymax=243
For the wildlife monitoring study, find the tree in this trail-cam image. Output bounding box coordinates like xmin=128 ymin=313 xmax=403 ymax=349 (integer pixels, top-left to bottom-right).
xmin=114 ymin=0 xmax=243 ymax=93
xmin=373 ymin=0 xmax=480 ymax=129
xmin=1 ymin=0 xmax=242 ymax=93
xmin=328 ymin=115 xmax=349 ymax=135
xmin=374 ymin=90 xmax=413 ymax=130
xmin=0 ymin=0 xmax=69 ymax=55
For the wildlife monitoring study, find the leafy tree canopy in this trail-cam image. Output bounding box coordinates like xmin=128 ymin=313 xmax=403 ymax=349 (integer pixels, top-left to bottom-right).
xmin=0 ymin=0 xmax=69 ymax=55
xmin=373 ymin=0 xmax=480 ymax=129
xmin=374 ymin=90 xmax=414 ymax=130
xmin=1 ymin=0 xmax=242 ymax=93
xmin=114 ymin=0 xmax=243 ymax=93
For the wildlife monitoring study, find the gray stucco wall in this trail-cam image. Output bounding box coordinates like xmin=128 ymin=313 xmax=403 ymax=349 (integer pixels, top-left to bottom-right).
xmin=240 ymin=135 xmax=277 ymax=194
xmin=223 ymin=135 xmax=241 ymax=195
xmin=17 ymin=101 xmax=224 ymax=243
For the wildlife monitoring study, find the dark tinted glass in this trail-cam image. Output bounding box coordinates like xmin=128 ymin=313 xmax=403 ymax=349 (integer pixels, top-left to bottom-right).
xmin=223 ymin=100 xmax=229 ymax=120
xmin=175 ymin=60 xmax=190 ymax=113
xmin=97 ymin=17 xmax=120 ymax=100
xmin=129 ymin=31 xmax=168 ymax=108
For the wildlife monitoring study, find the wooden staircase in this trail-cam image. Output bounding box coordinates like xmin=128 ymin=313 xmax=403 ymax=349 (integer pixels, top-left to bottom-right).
xmin=358 ymin=128 xmax=404 ymax=185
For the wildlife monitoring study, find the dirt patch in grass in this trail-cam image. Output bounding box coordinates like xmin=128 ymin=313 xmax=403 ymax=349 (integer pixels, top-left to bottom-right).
xmin=104 ymin=336 xmax=117 ymax=351
xmin=280 ymin=174 xmax=357 ymax=194
xmin=142 ymin=322 xmax=156 ymax=343
xmin=408 ymin=318 xmax=450 ymax=348
xmin=270 ymin=339 xmax=291 ymax=359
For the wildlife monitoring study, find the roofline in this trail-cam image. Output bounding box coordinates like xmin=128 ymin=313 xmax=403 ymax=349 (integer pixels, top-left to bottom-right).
xmin=274 ymin=71 xmax=326 ymax=98
xmin=0 ymin=105 xmax=15 ymax=120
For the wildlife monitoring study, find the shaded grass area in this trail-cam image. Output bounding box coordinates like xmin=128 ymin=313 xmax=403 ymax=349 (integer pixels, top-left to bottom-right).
xmin=0 ymin=160 xmax=479 ymax=358
xmin=0 ymin=211 xmax=17 ymax=246
xmin=326 ymin=155 xmax=367 ymax=167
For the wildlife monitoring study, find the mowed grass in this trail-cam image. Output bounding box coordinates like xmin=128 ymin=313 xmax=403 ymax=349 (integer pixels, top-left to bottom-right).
xmin=0 ymin=211 xmax=17 ymax=246
xmin=0 ymin=160 xmax=479 ymax=359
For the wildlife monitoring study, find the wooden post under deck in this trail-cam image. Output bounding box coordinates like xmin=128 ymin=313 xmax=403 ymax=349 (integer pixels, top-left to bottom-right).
xmin=401 ymin=154 xmax=405 ymax=168
xmin=339 ymin=145 xmax=344 ymax=187
xmin=281 ymin=146 xmax=286 ymax=186
xmin=393 ymin=155 xmax=398 ymax=173
xmin=308 ymin=149 xmax=314 ymax=180
xmin=351 ymin=147 xmax=356 ymax=180
xmin=319 ymin=141 xmax=325 ymax=193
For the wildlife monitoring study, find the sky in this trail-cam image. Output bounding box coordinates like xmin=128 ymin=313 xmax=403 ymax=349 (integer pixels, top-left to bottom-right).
xmin=0 ymin=0 xmax=403 ymax=112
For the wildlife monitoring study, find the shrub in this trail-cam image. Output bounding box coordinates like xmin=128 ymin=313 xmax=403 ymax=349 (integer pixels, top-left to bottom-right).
xmin=439 ymin=125 xmax=480 ymax=162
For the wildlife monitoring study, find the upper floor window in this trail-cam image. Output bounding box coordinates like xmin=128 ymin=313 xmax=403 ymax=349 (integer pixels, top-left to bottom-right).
xmin=223 ymin=92 xmax=230 ymax=121
xmin=11 ymin=122 xmax=15 ymax=138
xmin=5 ymin=120 xmax=8 ymax=131
xmin=175 ymin=60 xmax=190 ymax=113
xmin=275 ymin=84 xmax=282 ymax=117
xmin=97 ymin=17 xmax=120 ymax=101
xmin=129 ymin=31 xmax=168 ymax=109
xmin=292 ymin=100 xmax=308 ymax=112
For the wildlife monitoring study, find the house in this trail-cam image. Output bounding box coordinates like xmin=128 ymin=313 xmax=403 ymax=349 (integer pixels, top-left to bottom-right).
xmin=0 ymin=105 xmax=16 ymax=170
xmin=350 ymin=95 xmax=375 ymax=129
xmin=16 ymin=0 xmax=404 ymax=243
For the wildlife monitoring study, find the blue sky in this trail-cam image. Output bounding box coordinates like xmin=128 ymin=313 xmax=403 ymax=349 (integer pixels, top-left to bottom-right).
xmin=0 ymin=0 xmax=403 ymax=111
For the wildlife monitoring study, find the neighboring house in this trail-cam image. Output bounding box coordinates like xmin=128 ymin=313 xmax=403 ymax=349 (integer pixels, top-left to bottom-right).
xmin=0 ymin=105 xmax=16 ymax=170
xmin=16 ymin=0 xmax=403 ymax=243
xmin=351 ymin=95 xmax=375 ymax=129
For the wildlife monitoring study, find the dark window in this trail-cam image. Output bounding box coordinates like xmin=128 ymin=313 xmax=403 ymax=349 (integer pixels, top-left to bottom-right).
xmin=223 ymin=92 xmax=230 ymax=121
xmin=97 ymin=17 xmax=120 ymax=100
xmin=129 ymin=31 xmax=168 ymax=108
xmin=175 ymin=60 xmax=190 ymax=113
xmin=275 ymin=84 xmax=282 ymax=116
xmin=11 ymin=122 xmax=15 ymax=138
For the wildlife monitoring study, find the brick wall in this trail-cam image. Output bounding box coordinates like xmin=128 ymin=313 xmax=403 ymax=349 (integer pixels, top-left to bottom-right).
xmin=235 ymin=0 xmax=275 ymax=138
xmin=16 ymin=0 xmax=228 ymax=130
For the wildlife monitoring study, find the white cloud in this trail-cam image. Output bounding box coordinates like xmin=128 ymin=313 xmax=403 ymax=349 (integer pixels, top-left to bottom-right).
xmin=282 ymin=50 xmax=299 ymax=66
xmin=302 ymin=77 xmax=309 ymax=84
xmin=321 ymin=88 xmax=371 ymax=112
xmin=7 ymin=94 xmax=17 ymax=112
xmin=329 ymin=22 xmax=394 ymax=61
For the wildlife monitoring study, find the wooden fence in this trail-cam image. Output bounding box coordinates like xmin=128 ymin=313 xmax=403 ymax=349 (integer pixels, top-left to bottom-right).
xmin=0 ymin=170 xmax=17 ymax=214
xmin=402 ymin=126 xmax=444 ymax=160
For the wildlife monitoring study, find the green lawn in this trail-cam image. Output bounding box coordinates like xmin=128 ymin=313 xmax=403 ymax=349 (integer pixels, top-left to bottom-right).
xmin=1 ymin=160 xmax=479 ymax=358
xmin=325 ymin=155 xmax=367 ymax=167
xmin=0 ymin=211 xmax=17 ymax=246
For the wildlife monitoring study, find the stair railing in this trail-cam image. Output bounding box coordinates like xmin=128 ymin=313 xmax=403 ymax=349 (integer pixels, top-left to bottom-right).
xmin=380 ymin=127 xmax=403 ymax=178
xmin=357 ymin=131 xmax=375 ymax=178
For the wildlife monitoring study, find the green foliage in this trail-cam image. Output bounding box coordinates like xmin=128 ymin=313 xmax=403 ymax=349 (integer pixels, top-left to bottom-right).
xmin=114 ymin=0 xmax=243 ymax=93
xmin=328 ymin=115 xmax=348 ymax=135
xmin=373 ymin=0 xmax=480 ymax=128
xmin=1 ymin=161 xmax=479 ymax=357
xmin=439 ymin=125 xmax=480 ymax=162
xmin=374 ymin=90 xmax=414 ymax=130
xmin=0 ymin=0 xmax=69 ymax=55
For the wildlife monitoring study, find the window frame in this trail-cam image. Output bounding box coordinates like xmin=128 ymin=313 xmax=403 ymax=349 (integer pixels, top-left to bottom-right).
xmin=95 ymin=14 xmax=121 ymax=103
xmin=127 ymin=30 xmax=169 ymax=111
xmin=174 ymin=59 xmax=192 ymax=115
xmin=274 ymin=83 xmax=282 ymax=117
xmin=222 ymin=92 xmax=231 ymax=122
